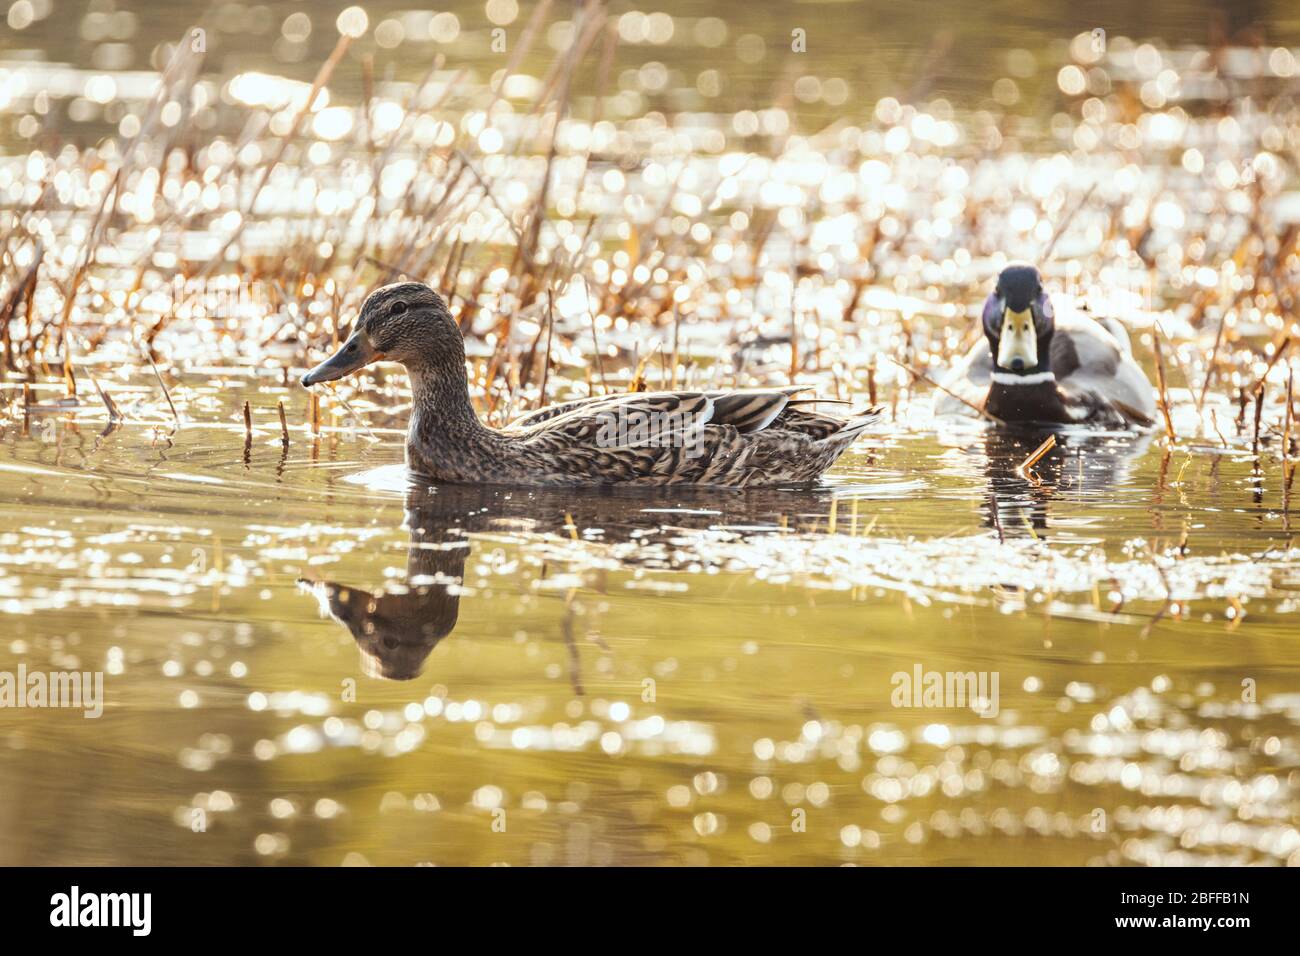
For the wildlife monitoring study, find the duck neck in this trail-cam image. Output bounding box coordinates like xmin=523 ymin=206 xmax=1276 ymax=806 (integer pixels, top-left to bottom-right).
xmin=405 ymin=358 xmax=500 ymax=477
xmin=985 ymin=370 xmax=1071 ymax=424
xmin=984 ymin=330 xmax=1071 ymax=425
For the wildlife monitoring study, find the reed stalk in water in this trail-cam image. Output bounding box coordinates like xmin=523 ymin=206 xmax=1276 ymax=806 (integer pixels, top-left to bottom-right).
xmin=885 ymin=356 xmax=1005 ymax=426
xmin=1016 ymin=434 xmax=1057 ymax=485
xmin=1152 ymin=332 xmax=1176 ymax=441
xmin=1283 ymin=366 xmax=1294 ymax=510
xmin=89 ymin=373 xmax=121 ymax=424
xmin=277 ymin=400 xmax=289 ymax=447
xmin=146 ymin=352 xmax=180 ymax=427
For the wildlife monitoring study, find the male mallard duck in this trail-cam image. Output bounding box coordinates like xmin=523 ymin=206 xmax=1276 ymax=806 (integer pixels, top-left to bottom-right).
xmin=301 ymin=281 xmax=878 ymax=486
xmin=935 ymin=263 xmax=1156 ymax=427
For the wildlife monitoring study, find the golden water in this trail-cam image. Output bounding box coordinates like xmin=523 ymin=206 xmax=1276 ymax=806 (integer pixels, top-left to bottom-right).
xmin=1 ymin=373 xmax=1296 ymax=865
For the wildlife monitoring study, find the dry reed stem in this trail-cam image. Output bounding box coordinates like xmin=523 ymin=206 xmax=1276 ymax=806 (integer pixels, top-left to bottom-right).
xmin=519 ymin=5 xmax=603 ymax=272
xmin=277 ymin=400 xmax=289 ymax=446
xmin=628 ymin=344 xmax=661 ymax=393
xmin=1252 ymin=386 xmax=1264 ymax=456
xmin=670 ymin=304 xmax=681 ymax=391
xmin=485 ymin=0 xmax=554 ymax=116
xmin=1016 ymin=434 xmax=1057 ymax=485
xmin=1283 ymin=365 xmax=1294 ymax=508
xmin=88 ymin=373 xmax=122 ymax=423
xmin=539 ymin=289 xmax=555 ymax=407
xmin=454 ymin=150 xmax=524 ymax=245
xmin=1249 ymin=336 xmax=1291 ymax=396
xmin=1042 ymin=182 xmax=1097 ymax=261
xmin=204 ymin=33 xmax=354 ymax=276
xmin=1197 ymin=313 xmax=1227 ymax=410
xmin=146 ymin=351 xmax=180 ymax=426
xmin=328 ymin=385 xmax=377 ymax=441
xmin=58 ymin=170 xmax=121 ymax=362
xmin=1153 ymin=319 xmax=1194 ymax=398
xmin=1140 ymin=555 xmax=1174 ymax=638
xmin=582 ymin=281 xmax=607 ymax=394
xmin=884 ymin=355 xmax=1006 ymax=426
xmin=0 ymin=240 xmax=41 ymax=373
xmin=1151 ymin=330 xmax=1176 ymax=440
xmin=1209 ymin=408 xmax=1229 ymax=448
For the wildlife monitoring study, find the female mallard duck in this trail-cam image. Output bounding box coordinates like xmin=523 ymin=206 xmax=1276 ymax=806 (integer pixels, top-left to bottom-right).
xmin=935 ymin=263 xmax=1156 ymax=427
xmin=301 ymin=281 xmax=877 ymax=487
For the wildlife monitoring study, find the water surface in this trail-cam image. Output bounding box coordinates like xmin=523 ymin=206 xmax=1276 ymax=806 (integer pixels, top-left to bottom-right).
xmin=1 ymin=372 xmax=1296 ymax=866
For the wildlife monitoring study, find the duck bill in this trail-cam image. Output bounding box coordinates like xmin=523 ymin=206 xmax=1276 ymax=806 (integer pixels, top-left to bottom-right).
xmin=996 ymin=308 xmax=1038 ymax=372
xmin=301 ymin=331 xmax=383 ymax=387
xmin=299 ymin=577 xmax=348 ymax=618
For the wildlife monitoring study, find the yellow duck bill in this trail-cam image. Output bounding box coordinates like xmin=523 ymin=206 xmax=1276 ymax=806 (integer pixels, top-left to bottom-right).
xmin=996 ymin=307 xmax=1037 ymax=372
xmin=301 ymin=331 xmax=384 ymax=386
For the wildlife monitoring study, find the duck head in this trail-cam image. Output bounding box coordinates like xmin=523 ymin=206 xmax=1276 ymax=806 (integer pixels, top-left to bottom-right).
xmin=982 ymin=263 xmax=1055 ymax=380
xmin=301 ymin=281 xmax=463 ymax=387
xmin=301 ymin=574 xmax=464 ymax=681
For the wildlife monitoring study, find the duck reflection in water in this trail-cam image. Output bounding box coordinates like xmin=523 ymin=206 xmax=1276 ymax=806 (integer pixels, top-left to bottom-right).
xmin=980 ymin=427 xmax=1151 ymax=538
xmin=302 ymin=481 xmax=854 ymax=682
xmin=301 ymin=501 xmax=469 ymax=681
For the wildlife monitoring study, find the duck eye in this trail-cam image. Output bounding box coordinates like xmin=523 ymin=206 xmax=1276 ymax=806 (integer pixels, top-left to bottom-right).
xmin=391 ymin=301 xmax=408 ymax=315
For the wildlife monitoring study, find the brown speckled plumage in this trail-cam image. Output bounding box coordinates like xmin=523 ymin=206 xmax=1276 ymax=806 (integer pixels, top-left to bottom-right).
xmin=302 ymin=282 xmax=878 ymax=487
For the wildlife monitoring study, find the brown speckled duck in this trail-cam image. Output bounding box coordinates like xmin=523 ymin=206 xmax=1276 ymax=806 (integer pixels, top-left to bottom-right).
xmin=301 ymin=282 xmax=878 ymax=487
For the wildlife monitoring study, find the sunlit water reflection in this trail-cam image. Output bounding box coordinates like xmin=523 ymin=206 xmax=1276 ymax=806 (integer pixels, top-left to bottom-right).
xmin=0 ymin=373 xmax=1296 ymax=866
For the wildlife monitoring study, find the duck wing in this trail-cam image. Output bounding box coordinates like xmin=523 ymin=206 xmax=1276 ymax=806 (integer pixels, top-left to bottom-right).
xmin=504 ymin=393 xmax=623 ymax=431
xmin=507 ymin=391 xmax=742 ymax=485
xmin=770 ymin=404 xmax=873 ymax=441
xmin=505 ymin=386 xmax=810 ymax=434
xmin=509 ymin=387 xmax=871 ymax=485
xmin=1051 ymin=314 xmax=1156 ymax=425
